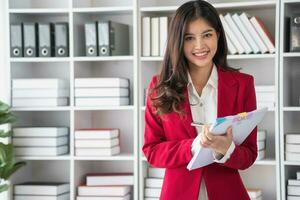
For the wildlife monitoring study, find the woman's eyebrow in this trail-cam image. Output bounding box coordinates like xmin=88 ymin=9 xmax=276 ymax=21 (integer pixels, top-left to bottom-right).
xmin=184 ymin=29 xmax=214 ymax=36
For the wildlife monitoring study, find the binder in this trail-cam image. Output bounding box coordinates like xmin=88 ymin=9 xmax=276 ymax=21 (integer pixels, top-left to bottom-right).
xmin=53 ymin=22 xmax=69 ymax=57
xmin=37 ymin=23 xmax=52 ymax=57
xmin=23 ymin=23 xmax=37 ymax=57
xmin=84 ymin=22 xmax=98 ymax=56
xmin=187 ymin=107 xmax=268 ymax=170
xmin=289 ymin=14 xmax=300 ymax=52
xmin=10 ymin=23 xmax=23 ymax=57
xmin=98 ymin=21 xmax=129 ymax=56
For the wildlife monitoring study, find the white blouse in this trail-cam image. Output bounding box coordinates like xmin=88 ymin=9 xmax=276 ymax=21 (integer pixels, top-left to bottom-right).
xmin=187 ymin=64 xmax=235 ymax=200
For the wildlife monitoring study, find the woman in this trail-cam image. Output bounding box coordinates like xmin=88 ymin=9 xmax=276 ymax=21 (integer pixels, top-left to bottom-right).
xmin=142 ymin=1 xmax=257 ymax=200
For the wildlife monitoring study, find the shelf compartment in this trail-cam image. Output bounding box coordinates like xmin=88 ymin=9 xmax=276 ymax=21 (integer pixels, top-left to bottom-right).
xmin=9 ymin=0 xmax=69 ymax=9
xmin=73 ymin=0 xmax=132 ymax=8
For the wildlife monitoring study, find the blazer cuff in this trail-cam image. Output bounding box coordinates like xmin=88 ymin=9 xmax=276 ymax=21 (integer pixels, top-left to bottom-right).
xmin=214 ymin=141 xmax=236 ymax=163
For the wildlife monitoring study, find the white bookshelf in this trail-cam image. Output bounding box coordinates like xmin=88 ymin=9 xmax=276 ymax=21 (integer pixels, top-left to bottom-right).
xmin=280 ymin=0 xmax=300 ymax=199
xmin=3 ymin=0 xmax=295 ymax=200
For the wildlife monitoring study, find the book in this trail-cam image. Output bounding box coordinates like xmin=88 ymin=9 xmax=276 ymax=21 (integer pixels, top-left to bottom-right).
xmin=225 ymin=32 xmax=238 ymax=54
xmin=74 ymin=78 xmax=129 ymax=88
xmin=75 ymin=88 xmax=129 ymax=97
xmin=247 ymin=188 xmax=262 ymax=198
xmin=145 ymin=188 xmax=161 ymax=198
xmin=145 ymin=178 xmax=163 ymax=188
xmin=286 ymin=144 xmax=300 ymax=153
xmin=12 ymin=79 xmax=68 ymax=89
xmin=14 ymin=193 xmax=70 ymax=200
xmin=250 ymin=16 xmax=275 ymax=53
xmin=76 ymin=194 xmax=131 ymax=200
xmin=286 ymin=133 xmax=300 ymax=144
xmin=239 ymin=13 xmax=268 ymax=53
xmin=255 ymin=85 xmax=275 ymax=92
xmin=151 ymin=17 xmax=160 ymax=56
xmin=13 ymin=89 xmax=69 ymax=98
xmin=142 ymin=16 xmax=151 ymax=57
xmin=75 ymin=138 xmax=119 ymax=148
xmin=13 ymin=136 xmax=68 ymax=147
xmin=14 ymin=182 xmax=69 ymax=195
xmin=224 ymin=13 xmax=252 ymax=54
xmin=257 ymin=130 xmax=267 ymax=141
xmin=257 ymin=141 xmax=265 ymax=151
xmin=14 ymin=145 xmax=68 ymax=156
xmin=75 ymin=129 xmax=119 ymax=139
xmin=75 ymin=146 xmax=120 ymax=156
xmin=288 ymin=179 xmax=300 ymax=186
xmin=232 ymin=13 xmax=260 ymax=53
xmin=219 ymin=14 xmax=245 ymax=54
xmin=159 ymin=16 xmax=168 ymax=57
xmin=75 ymin=97 xmax=129 ymax=106
xmin=13 ymin=127 xmax=68 ymax=137
xmin=188 ymin=107 xmax=268 ymax=170
xmin=288 ymin=185 xmax=300 ymax=196
xmin=148 ymin=167 xmax=165 ymax=178
xmin=286 ymin=152 xmax=300 ymax=161
xmin=12 ymin=98 xmax=68 ymax=107
xmin=86 ymin=173 xmax=134 ymax=186
xmin=77 ymin=185 xmax=131 ymax=196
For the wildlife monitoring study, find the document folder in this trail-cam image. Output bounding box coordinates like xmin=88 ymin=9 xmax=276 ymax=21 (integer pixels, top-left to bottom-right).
xmin=187 ymin=107 xmax=268 ymax=170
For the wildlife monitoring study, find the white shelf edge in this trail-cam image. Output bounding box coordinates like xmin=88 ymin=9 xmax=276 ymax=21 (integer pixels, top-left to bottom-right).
xmin=283 ymin=107 xmax=300 ymax=111
xmin=74 ymin=56 xmax=134 ymax=62
xmin=283 ymin=52 xmax=300 ymax=57
xmin=9 ymin=8 xmax=69 ymax=14
xmin=140 ymin=1 xmax=276 ymax=12
xmin=11 ymin=106 xmax=71 ymax=111
xmin=10 ymin=57 xmax=71 ymax=63
xmin=74 ymin=153 xmax=134 ymax=161
xmin=73 ymin=7 xmax=133 ymax=13
xmin=74 ymin=105 xmax=134 ymax=111
xmin=16 ymin=155 xmax=71 ymax=160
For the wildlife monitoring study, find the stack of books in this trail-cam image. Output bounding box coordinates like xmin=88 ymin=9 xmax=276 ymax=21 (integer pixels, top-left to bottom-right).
xmin=219 ymin=12 xmax=275 ymax=54
xmin=257 ymin=130 xmax=267 ymax=161
xmin=142 ymin=16 xmax=169 ymax=57
xmin=285 ymin=133 xmax=300 ymax=161
xmin=77 ymin=173 xmax=133 ymax=200
xmin=12 ymin=79 xmax=69 ymax=107
xmin=255 ymin=85 xmax=275 ymax=110
xmin=12 ymin=127 xmax=69 ymax=156
xmin=287 ymin=172 xmax=300 ymax=199
xmin=75 ymin=78 xmax=130 ymax=106
xmin=14 ymin=182 xmax=70 ymax=200
xmin=144 ymin=167 xmax=165 ymax=200
xmin=247 ymin=188 xmax=262 ymax=200
xmin=75 ymin=129 xmax=120 ymax=156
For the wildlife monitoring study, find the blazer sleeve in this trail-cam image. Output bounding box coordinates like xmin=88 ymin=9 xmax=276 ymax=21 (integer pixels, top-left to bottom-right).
xmin=142 ymin=76 xmax=194 ymax=169
xmin=222 ymin=75 xmax=258 ymax=170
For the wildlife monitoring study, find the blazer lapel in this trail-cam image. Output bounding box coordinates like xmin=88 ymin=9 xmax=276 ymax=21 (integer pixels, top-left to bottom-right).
xmin=217 ymin=67 xmax=239 ymax=118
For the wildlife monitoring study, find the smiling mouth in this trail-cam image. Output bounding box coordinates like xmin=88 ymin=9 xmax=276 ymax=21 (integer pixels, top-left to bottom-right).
xmin=193 ymin=51 xmax=209 ymax=57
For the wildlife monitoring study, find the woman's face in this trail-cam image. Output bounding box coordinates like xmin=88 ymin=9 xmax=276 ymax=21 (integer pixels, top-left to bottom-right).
xmin=183 ymin=18 xmax=219 ymax=70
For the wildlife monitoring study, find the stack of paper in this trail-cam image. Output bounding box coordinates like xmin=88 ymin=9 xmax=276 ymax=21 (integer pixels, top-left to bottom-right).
xmin=287 ymin=172 xmax=300 ymax=199
xmin=255 ymin=85 xmax=275 ymax=110
xmin=14 ymin=182 xmax=70 ymax=200
xmin=144 ymin=167 xmax=165 ymax=200
xmin=247 ymin=188 xmax=262 ymax=200
xmin=12 ymin=127 xmax=69 ymax=156
xmin=12 ymin=79 xmax=69 ymax=107
xmin=77 ymin=173 xmax=133 ymax=200
xmin=285 ymin=133 xmax=300 ymax=161
xmin=75 ymin=129 xmax=120 ymax=156
xmin=257 ymin=130 xmax=267 ymax=160
xmin=75 ymin=78 xmax=130 ymax=106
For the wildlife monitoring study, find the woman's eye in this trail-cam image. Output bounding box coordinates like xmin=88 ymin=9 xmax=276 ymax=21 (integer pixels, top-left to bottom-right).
xmin=185 ymin=36 xmax=193 ymax=41
xmin=203 ymin=33 xmax=212 ymax=38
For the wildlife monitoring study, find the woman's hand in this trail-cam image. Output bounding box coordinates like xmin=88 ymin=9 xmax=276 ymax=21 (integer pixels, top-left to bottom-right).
xmin=200 ymin=125 xmax=233 ymax=155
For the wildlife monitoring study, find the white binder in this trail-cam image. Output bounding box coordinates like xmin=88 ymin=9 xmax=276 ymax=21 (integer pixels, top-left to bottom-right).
xmin=187 ymin=107 xmax=268 ymax=170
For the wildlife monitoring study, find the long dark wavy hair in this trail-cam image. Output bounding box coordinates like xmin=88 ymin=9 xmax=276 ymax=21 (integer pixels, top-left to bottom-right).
xmin=150 ymin=0 xmax=239 ymax=116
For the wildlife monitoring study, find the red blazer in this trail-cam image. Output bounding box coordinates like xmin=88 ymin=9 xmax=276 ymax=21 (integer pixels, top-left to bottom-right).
xmin=143 ymin=67 xmax=257 ymax=200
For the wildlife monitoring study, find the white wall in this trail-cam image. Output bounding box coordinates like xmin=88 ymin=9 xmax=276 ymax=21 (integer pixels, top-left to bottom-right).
xmin=0 ymin=0 xmax=9 ymax=104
